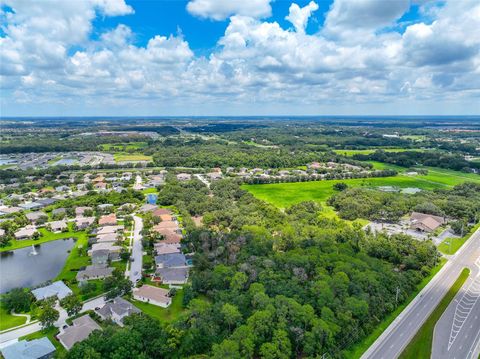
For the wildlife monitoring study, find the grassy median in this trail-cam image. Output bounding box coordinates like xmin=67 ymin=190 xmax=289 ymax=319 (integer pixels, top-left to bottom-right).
xmin=399 ymin=268 xmax=470 ymax=359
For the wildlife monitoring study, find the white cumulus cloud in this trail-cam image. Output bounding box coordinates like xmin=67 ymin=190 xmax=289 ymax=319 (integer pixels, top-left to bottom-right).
xmin=186 ymin=0 xmax=272 ymax=20
xmin=285 ymin=1 xmax=319 ymax=33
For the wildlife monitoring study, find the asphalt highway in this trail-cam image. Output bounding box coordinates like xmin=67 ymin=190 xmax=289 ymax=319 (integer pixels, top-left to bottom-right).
xmin=362 ymin=228 xmax=480 ymax=359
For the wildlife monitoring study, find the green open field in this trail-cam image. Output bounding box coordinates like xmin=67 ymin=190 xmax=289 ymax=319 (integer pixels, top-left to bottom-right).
xmin=243 ymin=176 xmax=442 ymax=209
xmin=399 ymin=268 xmax=470 ymax=359
xmin=130 ymin=289 xmax=185 ymax=323
xmin=333 ymin=148 xmax=427 ymax=156
xmin=438 ymin=223 xmax=480 ymax=255
xmin=114 ymin=153 xmax=153 ymax=162
xmin=0 ymin=223 xmax=86 ymax=252
xmin=100 ymin=142 xmax=148 ymax=151
xmin=244 ymin=166 xmax=480 ymax=210
xmin=0 ymin=306 xmax=27 ymax=331
xmin=344 ymin=258 xmax=447 ymax=358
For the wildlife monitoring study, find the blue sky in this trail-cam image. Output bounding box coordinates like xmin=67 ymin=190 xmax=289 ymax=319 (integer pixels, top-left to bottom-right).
xmin=0 ymin=0 xmax=479 ymax=116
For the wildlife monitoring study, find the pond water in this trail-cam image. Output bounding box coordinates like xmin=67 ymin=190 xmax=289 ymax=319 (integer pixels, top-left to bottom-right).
xmin=0 ymin=238 xmax=75 ymax=294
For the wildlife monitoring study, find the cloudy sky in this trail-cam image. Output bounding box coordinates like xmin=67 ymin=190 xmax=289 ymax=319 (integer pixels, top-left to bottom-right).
xmin=1 ymin=0 xmax=479 ymax=116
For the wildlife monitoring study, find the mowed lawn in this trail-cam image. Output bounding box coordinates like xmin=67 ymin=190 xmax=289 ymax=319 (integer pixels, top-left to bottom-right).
xmin=129 ymin=289 xmax=185 ymax=323
xmin=114 ymin=153 xmax=152 ymax=162
xmin=0 ymin=306 xmax=27 ymax=331
xmin=333 ymin=148 xmax=427 ymax=156
xmin=0 ymin=223 xmax=85 ymax=252
xmin=243 ymin=176 xmax=442 ymax=209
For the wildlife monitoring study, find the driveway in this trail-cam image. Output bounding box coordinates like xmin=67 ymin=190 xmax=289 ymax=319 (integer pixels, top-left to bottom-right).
xmin=0 ymin=296 xmax=107 ymax=344
xmin=129 ymin=215 xmax=143 ymax=284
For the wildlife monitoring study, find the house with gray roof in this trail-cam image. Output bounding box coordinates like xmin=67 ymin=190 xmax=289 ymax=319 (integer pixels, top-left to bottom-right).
xmin=1 ymin=337 xmax=55 ymax=359
xmin=76 ymin=264 xmax=114 ymax=281
xmin=91 ymin=249 xmax=109 ymax=265
xmin=58 ymin=315 xmax=102 ymax=350
xmin=32 ymin=281 xmax=72 ymax=301
xmin=155 ymin=253 xmax=187 ymax=269
xmin=25 ymin=211 xmax=48 ymax=223
xmin=154 ymin=267 xmax=189 ymax=285
xmin=95 ymin=297 xmax=140 ymax=326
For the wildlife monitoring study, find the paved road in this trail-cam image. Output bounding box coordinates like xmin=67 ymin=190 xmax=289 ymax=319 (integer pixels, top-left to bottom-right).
xmin=0 ymin=296 xmax=106 ymax=344
xmin=362 ymin=227 xmax=480 ymax=359
xmin=129 ymin=215 xmax=143 ymax=284
xmin=432 ymin=255 xmax=480 ymax=359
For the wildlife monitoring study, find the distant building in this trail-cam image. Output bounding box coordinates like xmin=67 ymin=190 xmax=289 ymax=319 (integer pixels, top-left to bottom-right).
xmin=1 ymin=337 xmax=56 ymax=359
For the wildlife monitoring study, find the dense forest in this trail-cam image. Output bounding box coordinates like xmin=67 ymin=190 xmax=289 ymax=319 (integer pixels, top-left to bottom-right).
xmin=65 ymin=178 xmax=438 ymax=358
xmin=328 ymin=182 xmax=480 ymax=224
xmin=354 ymin=150 xmax=480 ymax=172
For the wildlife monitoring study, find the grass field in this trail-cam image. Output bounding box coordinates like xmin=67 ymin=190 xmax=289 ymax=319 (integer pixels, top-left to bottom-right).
xmin=344 ymin=258 xmax=447 ymax=358
xmin=333 ymin=148 xmax=426 ymax=156
xmin=0 ymin=306 xmax=27 ymax=331
xmin=244 ymin=165 xmax=480 ymax=210
xmin=438 ymin=223 xmax=480 ymax=255
xmin=0 ymin=224 xmax=85 ymax=252
xmin=399 ymin=268 xmax=470 ymax=359
xmin=55 ymin=231 xmax=89 ymax=280
xmin=243 ymin=176 xmax=443 ymax=209
xmin=100 ymin=142 xmax=148 ymax=151
xmin=114 ymin=153 xmax=152 ymax=162
xmin=130 ymin=289 xmax=185 ymax=323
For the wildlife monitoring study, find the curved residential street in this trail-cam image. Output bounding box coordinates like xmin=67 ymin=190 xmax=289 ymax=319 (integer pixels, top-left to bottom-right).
xmin=0 ymin=296 xmax=105 ymax=346
xmin=362 ymin=227 xmax=480 ymax=359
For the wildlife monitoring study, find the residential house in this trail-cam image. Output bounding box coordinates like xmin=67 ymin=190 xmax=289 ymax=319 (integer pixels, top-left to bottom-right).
xmin=31 ymin=281 xmax=72 ymax=301
xmin=0 ymin=229 xmax=5 ymax=237
xmin=88 ymin=242 xmax=121 ymax=255
xmin=95 ymin=233 xmax=119 ymax=243
xmin=75 ymin=216 xmax=95 ymax=230
xmin=76 ymin=264 xmax=114 ymax=281
xmin=154 ymin=242 xmax=181 ymax=255
xmin=154 ymin=267 xmax=189 ymax=285
xmin=75 ymin=206 xmax=92 ymax=217
xmin=25 ymin=211 xmax=48 ymax=223
xmin=20 ymin=202 xmax=43 ymax=211
xmin=95 ymin=225 xmax=124 ymax=235
xmin=48 ymin=220 xmax=67 ymax=233
xmin=0 ymin=206 xmax=22 ymax=216
xmin=176 ymin=173 xmax=191 ymax=181
xmin=1 ymin=337 xmax=56 ymax=359
xmin=94 ymin=182 xmax=107 ymax=190
xmin=52 ymin=208 xmax=66 ymax=217
xmin=14 ymin=225 xmax=38 ymax=240
xmin=91 ymin=249 xmax=110 ymax=265
xmin=133 ymin=285 xmax=171 ymax=308
xmin=95 ymin=297 xmax=140 ymax=326
xmin=138 ymin=204 xmax=157 ymax=213
xmin=57 ymin=315 xmax=102 ymax=350
xmin=98 ymin=213 xmax=117 ymax=226
xmin=152 ymin=207 xmax=172 ymax=217
xmin=36 ymin=198 xmax=57 ymax=207
xmin=410 ymin=212 xmax=445 ymax=233
xmin=155 ymin=253 xmax=187 ymax=269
